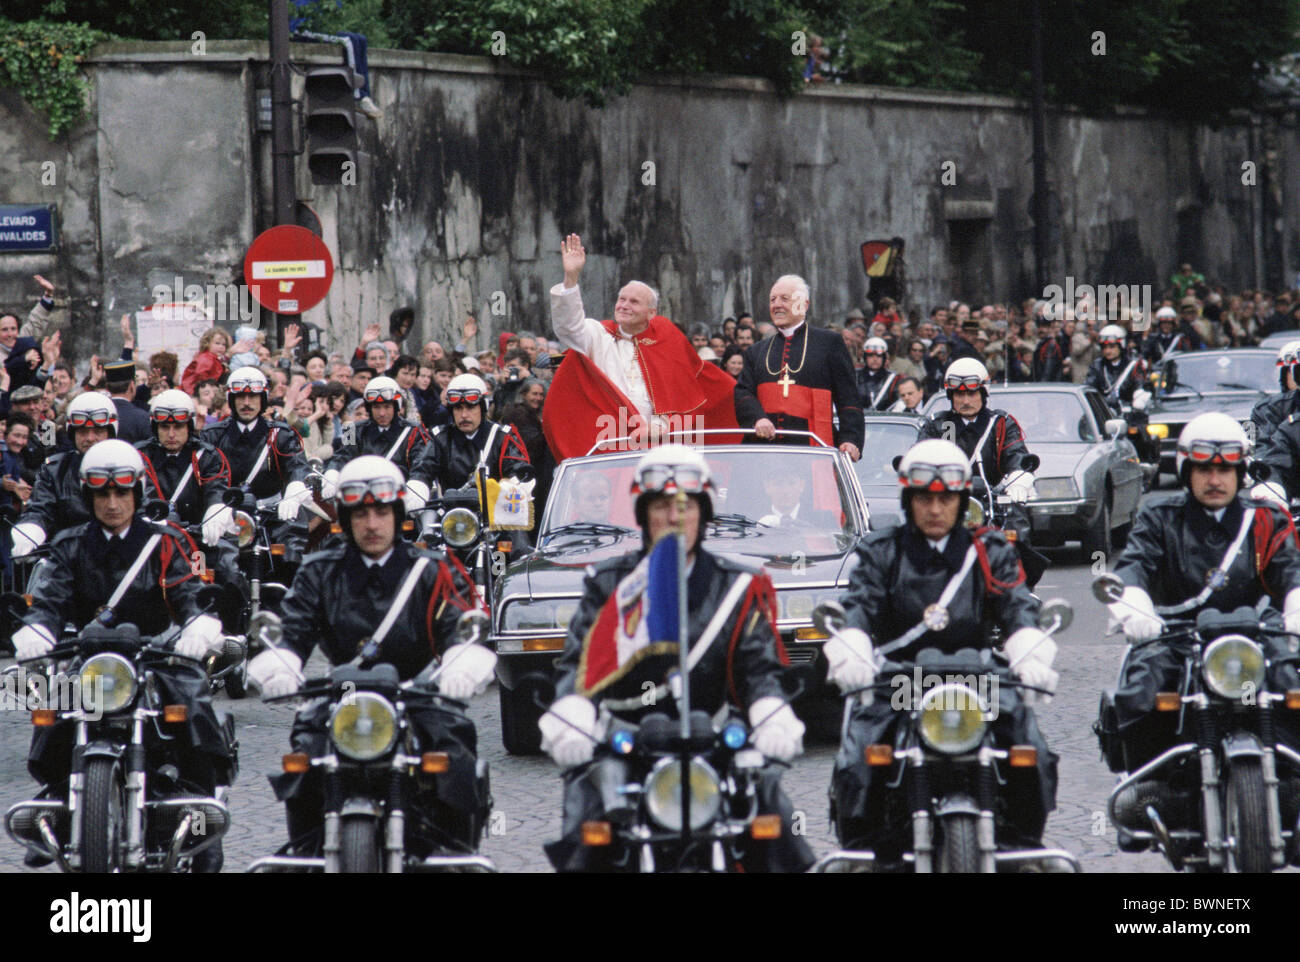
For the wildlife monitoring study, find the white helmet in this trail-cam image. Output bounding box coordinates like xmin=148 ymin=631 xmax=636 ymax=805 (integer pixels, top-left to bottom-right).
xmin=1175 ymin=412 xmax=1248 ymax=484
xmin=1155 ymin=306 xmax=1178 ymax=322
xmin=227 ymin=366 xmax=269 ymax=395
xmin=630 ymin=443 xmax=714 ymax=528
xmin=1098 ymin=325 xmax=1126 ymax=345
xmin=898 ymin=439 xmax=972 ymax=494
xmin=1277 ymin=340 xmax=1300 ymax=390
xmin=943 ymin=357 xmax=990 ymax=394
xmin=863 ymin=337 xmax=889 ymax=357
xmin=148 ymin=388 xmax=197 ymax=434
xmin=446 ymin=373 xmax=489 ymax=408
xmin=363 ymin=375 xmax=402 ymax=406
xmin=336 ymin=455 xmax=406 ymax=510
xmin=66 ymin=391 xmax=119 ymax=439
xmin=79 ymin=438 xmax=146 ymax=505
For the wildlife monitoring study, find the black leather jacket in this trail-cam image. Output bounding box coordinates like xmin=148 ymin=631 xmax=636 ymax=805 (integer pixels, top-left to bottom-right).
xmin=326 ymin=418 xmax=430 ymax=477
xmin=200 ymin=416 xmax=308 ymax=499
xmin=410 ymin=419 xmax=530 ymax=492
xmin=137 ymin=437 xmax=231 ymax=525
xmin=919 ymin=405 xmax=1031 ymax=488
xmin=20 ymin=450 xmax=88 ymax=538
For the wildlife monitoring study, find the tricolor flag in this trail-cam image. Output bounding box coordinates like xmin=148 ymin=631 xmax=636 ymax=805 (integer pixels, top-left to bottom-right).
xmin=576 ymin=533 xmax=683 ymax=697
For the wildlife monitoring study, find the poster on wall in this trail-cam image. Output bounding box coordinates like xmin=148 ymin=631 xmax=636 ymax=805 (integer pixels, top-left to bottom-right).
xmin=135 ymin=302 xmax=213 ymax=373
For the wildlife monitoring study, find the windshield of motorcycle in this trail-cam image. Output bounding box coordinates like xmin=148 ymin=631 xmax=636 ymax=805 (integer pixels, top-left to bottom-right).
xmin=1162 ymin=353 xmax=1275 ymax=395
xmin=544 ymin=448 xmax=861 ymax=553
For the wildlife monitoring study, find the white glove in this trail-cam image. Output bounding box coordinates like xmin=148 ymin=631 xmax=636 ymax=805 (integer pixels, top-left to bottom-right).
xmin=247 ymin=648 xmax=303 ymax=698
xmin=277 ymin=480 xmax=310 ymax=522
xmin=175 ymin=614 xmax=224 ymax=659
xmin=1004 ymin=626 xmax=1059 ymax=703
xmin=201 ymin=503 xmax=235 ymax=547
xmin=437 ymin=642 xmax=498 ymax=700
xmin=1005 ymin=472 xmax=1035 ymax=504
xmin=748 ymin=696 xmax=805 ymax=762
xmin=823 ymin=626 xmax=877 ymax=694
xmin=12 ymin=623 xmax=55 ymax=660
xmin=1131 ymin=388 xmax=1151 ymax=411
xmin=539 ymin=694 xmax=598 ymax=768
xmin=404 ymin=479 xmax=431 ymax=512
xmin=1284 ymin=587 xmax=1300 ymax=636
xmin=319 ymin=469 xmax=340 ymax=500
xmin=1252 ymin=481 xmax=1289 ymax=510
xmin=1107 ymin=585 xmax=1163 ymax=642
xmin=11 ymin=522 xmax=45 ymax=559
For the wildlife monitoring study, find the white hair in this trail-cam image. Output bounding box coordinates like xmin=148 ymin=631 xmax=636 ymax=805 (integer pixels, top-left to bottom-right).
xmin=624 ymin=280 xmax=659 ymax=311
xmin=774 ymin=274 xmax=811 ymax=306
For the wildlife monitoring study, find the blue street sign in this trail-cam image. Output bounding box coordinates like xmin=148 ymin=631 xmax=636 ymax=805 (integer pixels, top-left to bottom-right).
xmin=0 ymin=205 xmax=57 ymax=252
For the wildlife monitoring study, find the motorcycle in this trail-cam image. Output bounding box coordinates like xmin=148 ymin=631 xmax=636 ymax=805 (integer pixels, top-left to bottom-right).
xmin=246 ymin=610 xmax=496 ymax=873
xmin=812 ymin=599 xmax=1080 ymax=873
xmin=966 ymin=454 xmax=1049 ymax=590
xmin=1094 ymin=573 xmax=1300 ymax=872
xmin=3 ymin=615 xmax=236 ymax=873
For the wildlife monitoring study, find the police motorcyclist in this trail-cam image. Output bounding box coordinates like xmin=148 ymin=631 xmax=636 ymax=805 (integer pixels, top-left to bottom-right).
xmin=410 ymin=372 xmax=531 ymax=498
xmin=12 ymin=440 xmax=237 ymax=870
xmin=825 ymin=438 xmax=1059 ymax=855
xmin=199 ymin=366 xmax=311 ymax=519
xmin=857 ymin=337 xmax=899 ymax=412
xmin=1250 ymin=339 xmax=1300 ymax=446
xmin=11 ymin=392 xmax=120 ymax=560
xmin=1142 ymin=306 xmax=1200 ymax=363
xmin=246 ymin=456 xmax=495 ymax=853
xmin=1098 ymin=413 xmax=1300 ymax=850
xmin=539 ymin=444 xmax=814 ymax=872
xmin=1085 ymin=325 xmax=1151 ymax=411
xmin=324 ymin=375 xmax=431 ymax=503
xmin=918 ymin=358 xmax=1036 ymax=500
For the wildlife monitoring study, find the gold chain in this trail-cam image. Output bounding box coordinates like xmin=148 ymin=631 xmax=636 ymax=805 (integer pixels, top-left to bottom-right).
xmin=764 ymin=324 xmax=810 ymax=376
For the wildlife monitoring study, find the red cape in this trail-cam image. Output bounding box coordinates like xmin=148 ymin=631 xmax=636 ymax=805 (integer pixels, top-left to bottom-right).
xmin=543 ymin=315 xmax=740 ymax=461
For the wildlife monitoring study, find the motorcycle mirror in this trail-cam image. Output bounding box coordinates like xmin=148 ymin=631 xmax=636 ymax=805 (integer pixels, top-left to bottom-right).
xmin=1249 ymin=460 xmax=1272 ymax=482
xmin=457 ymin=608 xmax=491 ymax=645
xmin=248 ymin=610 xmax=283 ymax=646
xmin=195 ymin=584 xmax=224 ymax=613
xmin=307 ymin=457 xmax=325 ymax=474
xmin=1091 ymin=573 xmax=1125 ymax=604
xmin=223 ymin=488 xmax=245 ymax=508
xmin=143 ymin=499 xmax=169 ymax=522
xmin=813 ymin=600 xmax=847 ymax=636
xmin=890 ymin=455 xmax=903 ymax=472
xmin=1020 ymin=454 xmax=1041 ymax=473
xmin=1037 ymin=598 xmax=1073 ymax=633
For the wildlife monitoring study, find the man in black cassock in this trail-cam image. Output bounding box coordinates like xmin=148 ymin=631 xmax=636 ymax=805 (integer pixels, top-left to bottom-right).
xmin=733 ymin=274 xmax=863 ymax=460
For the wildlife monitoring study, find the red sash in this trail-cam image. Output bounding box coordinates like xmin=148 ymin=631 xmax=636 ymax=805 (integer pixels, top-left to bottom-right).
xmin=757 ymin=381 xmax=834 ymax=447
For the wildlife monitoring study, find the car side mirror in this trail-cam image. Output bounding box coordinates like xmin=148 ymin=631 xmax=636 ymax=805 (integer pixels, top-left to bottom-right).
xmin=1104 ymin=418 xmax=1126 ymax=439
xmin=1092 ymin=573 xmax=1125 ymax=604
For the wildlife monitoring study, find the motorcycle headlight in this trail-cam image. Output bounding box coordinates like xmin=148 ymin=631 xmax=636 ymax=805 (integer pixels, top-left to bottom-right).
xmin=1202 ymin=635 xmax=1266 ymax=700
xmin=1033 ymin=477 xmax=1079 ymax=500
xmin=234 ymin=511 xmax=256 ymax=549
xmin=644 ymin=756 xmax=723 ymax=831
xmin=442 ymin=508 xmax=481 ymax=548
xmin=329 ymin=692 xmax=399 ymax=761
xmin=965 ymin=500 xmax=986 ymax=527
xmin=80 ymin=653 xmax=138 ymax=715
xmin=917 ymin=683 xmax=988 ymax=754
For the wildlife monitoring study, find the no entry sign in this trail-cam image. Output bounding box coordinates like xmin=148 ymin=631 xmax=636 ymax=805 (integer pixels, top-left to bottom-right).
xmin=244 ymin=225 xmax=334 ymax=314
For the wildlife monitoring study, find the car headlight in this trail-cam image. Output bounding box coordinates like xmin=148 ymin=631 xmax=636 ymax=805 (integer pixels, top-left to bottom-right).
xmin=330 ymin=692 xmax=399 ymax=761
xmin=644 ymin=756 xmax=723 ymax=831
xmin=1033 ymin=477 xmax=1080 ymax=500
xmin=234 ymin=510 xmax=256 ymax=549
xmin=965 ymin=500 xmax=986 ymax=527
xmin=917 ymin=684 xmax=988 ymax=754
xmin=1147 ymin=423 xmax=1170 ymax=439
xmin=776 ymin=589 xmax=843 ymax=624
xmin=503 ymin=599 xmax=579 ymax=631
xmin=442 ymin=508 xmax=481 ymax=548
xmin=80 ymin=653 xmax=138 ymax=715
xmin=1202 ymin=635 xmax=1266 ymax=700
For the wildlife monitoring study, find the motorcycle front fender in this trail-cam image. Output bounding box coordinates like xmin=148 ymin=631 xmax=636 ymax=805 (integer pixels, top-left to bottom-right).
xmin=1221 ymin=731 xmax=1266 ymax=759
xmin=932 ymin=794 xmax=981 ymax=819
xmin=339 ymin=797 xmax=383 ymax=819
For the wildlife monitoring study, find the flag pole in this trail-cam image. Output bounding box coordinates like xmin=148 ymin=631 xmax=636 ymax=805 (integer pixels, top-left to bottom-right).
xmin=675 ymin=486 xmax=691 ymax=845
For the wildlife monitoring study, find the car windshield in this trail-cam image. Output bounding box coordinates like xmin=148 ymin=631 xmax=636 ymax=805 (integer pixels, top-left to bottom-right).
xmin=1162 ymin=353 xmax=1274 ymax=394
xmin=929 ymin=391 xmax=1096 ymax=443
xmin=855 ymin=421 xmax=921 ymax=487
xmin=543 ymin=447 xmax=861 ymax=554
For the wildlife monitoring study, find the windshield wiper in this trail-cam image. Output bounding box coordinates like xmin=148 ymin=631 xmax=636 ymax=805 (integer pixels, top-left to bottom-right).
xmin=545 ymin=522 xmax=633 ymax=537
xmin=1164 ymin=383 xmax=1203 ymax=401
xmin=1215 ymin=382 xmax=1268 ymax=394
xmin=709 ymin=513 xmax=760 ymax=529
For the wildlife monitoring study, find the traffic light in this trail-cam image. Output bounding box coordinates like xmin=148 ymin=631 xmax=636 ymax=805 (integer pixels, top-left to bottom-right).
xmin=304 ymin=65 xmax=357 ymax=185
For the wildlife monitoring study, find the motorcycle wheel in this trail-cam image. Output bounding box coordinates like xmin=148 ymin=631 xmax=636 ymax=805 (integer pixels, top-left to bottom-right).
xmin=499 ymin=684 xmax=542 ymax=756
xmin=1226 ymin=759 xmax=1271 ymax=873
xmin=339 ymin=814 xmax=381 ymax=873
xmin=224 ymin=660 xmax=248 ymax=700
xmin=82 ymin=757 xmax=125 ymax=873
xmin=937 ymin=813 xmax=980 ymax=874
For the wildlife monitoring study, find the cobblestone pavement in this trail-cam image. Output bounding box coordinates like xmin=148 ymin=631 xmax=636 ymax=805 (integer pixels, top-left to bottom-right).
xmin=0 ymin=547 xmax=1283 ymax=873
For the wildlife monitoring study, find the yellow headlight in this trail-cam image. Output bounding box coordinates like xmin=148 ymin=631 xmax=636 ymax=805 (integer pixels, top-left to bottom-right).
xmin=80 ymin=653 xmax=138 ymax=715
xmin=644 ymin=757 xmax=722 ymax=831
xmin=1202 ymin=636 xmax=1266 ymax=700
xmin=442 ymin=508 xmax=481 ymax=548
xmin=918 ymin=684 xmax=988 ymax=754
xmin=329 ymin=692 xmax=399 ymax=761
xmin=1147 ymin=423 xmax=1169 ymax=439
xmin=965 ymin=500 xmax=986 ymax=527
xmin=234 ymin=511 xmax=256 ymax=548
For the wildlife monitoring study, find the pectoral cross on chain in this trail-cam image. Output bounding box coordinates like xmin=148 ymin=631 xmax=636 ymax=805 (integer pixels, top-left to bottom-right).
xmin=777 ymin=366 xmax=795 ymax=398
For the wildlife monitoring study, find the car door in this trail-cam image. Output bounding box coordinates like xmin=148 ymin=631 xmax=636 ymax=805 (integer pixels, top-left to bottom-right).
xmin=1084 ymin=388 xmax=1141 ymax=520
